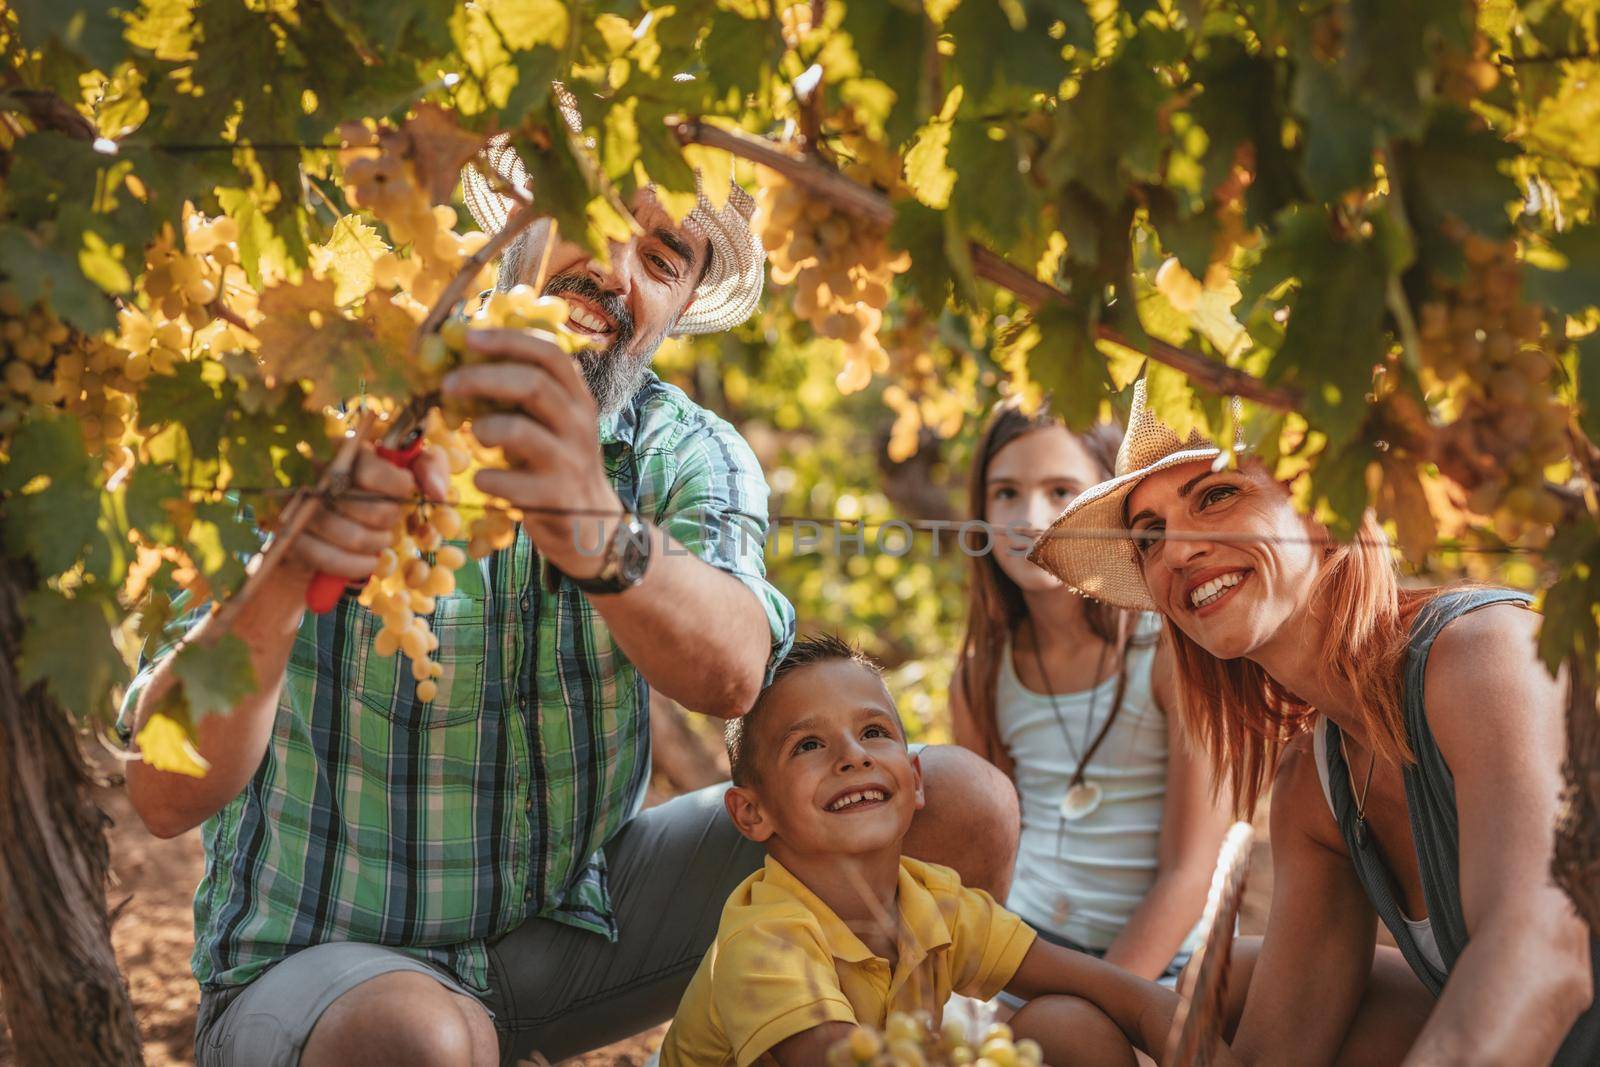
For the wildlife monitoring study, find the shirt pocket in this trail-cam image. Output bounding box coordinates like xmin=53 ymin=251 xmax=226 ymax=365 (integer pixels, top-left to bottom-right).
xmin=350 ymin=592 xmax=488 ymax=729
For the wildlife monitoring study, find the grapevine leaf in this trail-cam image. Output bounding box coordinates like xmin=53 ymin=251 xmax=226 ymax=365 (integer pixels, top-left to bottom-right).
xmin=1343 ymin=0 xmax=1470 ymax=138
xmin=1525 ymin=224 xmax=1600 ymax=319
xmin=10 ymin=0 xmax=130 ymax=71
xmin=312 ymin=215 xmax=388 ymax=306
xmin=126 ymin=463 xmax=184 ymax=544
xmin=1539 ymin=562 xmax=1600 ymax=674
xmin=889 ymin=201 xmax=951 ymax=310
xmin=840 ymin=1 xmax=928 ymax=144
xmin=0 ymin=228 xmax=116 ymax=334
xmin=138 ymin=361 xmax=235 ymax=462
xmin=1376 ymin=459 xmax=1438 ymax=563
xmin=1189 ymin=42 xmax=1302 ymax=227
xmin=18 ymin=589 xmax=128 ymax=724
xmin=905 ymin=119 xmax=955 ymax=210
xmin=1575 ymin=333 xmax=1600 ymax=443
xmin=254 ymin=276 xmax=410 ymax=409
xmin=1043 ymin=58 xmax=1165 ymax=208
xmin=481 ymin=0 xmax=569 ymax=49
xmin=171 ymin=632 xmax=257 ymax=721
xmin=1258 ymin=208 xmax=1390 ymax=448
xmin=135 ymin=710 xmax=212 ymax=778
xmin=1309 ymin=438 xmax=1375 ymax=540
xmin=1398 ymin=109 xmax=1520 ymax=245
xmin=0 ymin=414 xmax=106 ymax=577
xmin=1292 ymin=60 xmax=1380 ymax=202
xmin=1030 ymin=302 xmax=1112 ymax=430
xmin=319 ymin=0 xmax=453 ymax=57
xmin=947 ymin=120 xmax=1036 ymax=251
xmin=403 ymin=104 xmax=489 ymax=206
xmin=946 ymin=0 xmax=1070 ymax=112
xmin=702 ymin=11 xmax=780 ymax=110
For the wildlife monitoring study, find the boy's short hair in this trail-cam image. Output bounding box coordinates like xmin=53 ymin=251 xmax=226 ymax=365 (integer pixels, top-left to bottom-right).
xmin=726 ymin=634 xmax=887 ymax=787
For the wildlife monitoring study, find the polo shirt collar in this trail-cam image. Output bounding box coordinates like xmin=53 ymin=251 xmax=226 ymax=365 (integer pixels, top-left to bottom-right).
xmin=757 ymin=855 xmax=954 ymax=970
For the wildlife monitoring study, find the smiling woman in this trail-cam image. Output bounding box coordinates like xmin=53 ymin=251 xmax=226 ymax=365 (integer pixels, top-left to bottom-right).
xmin=1029 ymin=377 xmax=1600 ymax=1067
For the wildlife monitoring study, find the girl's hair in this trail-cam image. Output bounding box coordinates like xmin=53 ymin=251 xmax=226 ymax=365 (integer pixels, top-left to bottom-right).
xmin=1165 ymin=506 xmax=1435 ymax=817
xmin=956 ymin=398 xmax=1147 ymax=778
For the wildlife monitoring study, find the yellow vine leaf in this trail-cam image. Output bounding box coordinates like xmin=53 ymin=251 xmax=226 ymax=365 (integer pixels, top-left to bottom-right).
xmin=136 ymin=711 xmax=211 ymax=778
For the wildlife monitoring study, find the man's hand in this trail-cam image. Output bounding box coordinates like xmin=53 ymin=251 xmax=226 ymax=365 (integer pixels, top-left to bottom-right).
xmin=442 ymin=328 xmax=623 ymax=580
xmin=286 ymin=441 xmax=452 ymax=588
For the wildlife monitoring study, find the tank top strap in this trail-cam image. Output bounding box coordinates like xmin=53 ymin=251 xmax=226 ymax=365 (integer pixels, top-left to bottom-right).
xmin=1325 ymin=587 xmax=1534 ymax=995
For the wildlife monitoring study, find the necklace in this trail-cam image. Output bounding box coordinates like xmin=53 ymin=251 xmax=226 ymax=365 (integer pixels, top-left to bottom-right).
xmin=1029 ymin=624 xmax=1121 ymax=821
xmin=1337 ymin=731 xmax=1378 ymax=849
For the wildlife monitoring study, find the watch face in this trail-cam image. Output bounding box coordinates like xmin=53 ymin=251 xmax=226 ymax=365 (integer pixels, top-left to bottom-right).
xmin=617 ymin=519 xmax=651 ymax=583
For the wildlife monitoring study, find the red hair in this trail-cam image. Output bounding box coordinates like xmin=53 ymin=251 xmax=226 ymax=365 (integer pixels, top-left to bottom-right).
xmin=1166 ymin=509 xmax=1434 ymax=817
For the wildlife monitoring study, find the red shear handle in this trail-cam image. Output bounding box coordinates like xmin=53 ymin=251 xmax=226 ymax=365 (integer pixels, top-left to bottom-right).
xmin=304 ymin=438 xmax=428 ymax=613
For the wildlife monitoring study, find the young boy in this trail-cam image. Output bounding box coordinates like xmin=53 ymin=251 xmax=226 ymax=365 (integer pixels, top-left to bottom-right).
xmin=658 ymin=636 xmax=1183 ymax=1067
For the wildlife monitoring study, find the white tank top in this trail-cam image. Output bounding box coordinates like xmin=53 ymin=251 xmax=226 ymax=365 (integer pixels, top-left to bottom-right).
xmin=1311 ymin=715 xmax=1446 ymax=974
xmin=997 ymin=614 xmax=1203 ymax=954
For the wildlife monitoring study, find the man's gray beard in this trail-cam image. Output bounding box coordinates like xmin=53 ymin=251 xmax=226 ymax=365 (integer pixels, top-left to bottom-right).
xmin=574 ymin=332 xmax=662 ymax=415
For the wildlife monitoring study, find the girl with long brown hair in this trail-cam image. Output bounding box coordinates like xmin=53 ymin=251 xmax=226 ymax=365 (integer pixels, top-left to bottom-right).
xmin=1030 ymin=378 xmax=1599 ymax=1064
xmin=951 ymin=398 xmax=1228 ymax=986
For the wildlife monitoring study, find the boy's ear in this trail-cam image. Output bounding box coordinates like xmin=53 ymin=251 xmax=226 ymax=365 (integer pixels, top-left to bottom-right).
xmin=909 ymin=751 xmax=926 ymax=813
xmin=724 ymin=784 xmax=775 ymax=843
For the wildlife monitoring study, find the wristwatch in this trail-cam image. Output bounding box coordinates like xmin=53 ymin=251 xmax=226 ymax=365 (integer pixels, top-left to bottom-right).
xmin=569 ymin=511 xmax=652 ymax=595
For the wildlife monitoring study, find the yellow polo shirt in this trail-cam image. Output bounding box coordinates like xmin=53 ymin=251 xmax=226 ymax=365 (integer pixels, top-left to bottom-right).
xmin=658 ymin=855 xmax=1036 ymax=1067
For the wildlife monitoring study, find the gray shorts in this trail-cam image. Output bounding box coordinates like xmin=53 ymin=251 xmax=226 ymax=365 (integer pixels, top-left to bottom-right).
xmin=195 ymin=782 xmax=763 ymax=1067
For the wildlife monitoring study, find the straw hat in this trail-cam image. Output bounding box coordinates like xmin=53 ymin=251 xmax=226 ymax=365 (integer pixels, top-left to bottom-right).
xmin=1026 ymin=376 xmax=1242 ymax=611
xmin=460 ymin=98 xmax=765 ymax=337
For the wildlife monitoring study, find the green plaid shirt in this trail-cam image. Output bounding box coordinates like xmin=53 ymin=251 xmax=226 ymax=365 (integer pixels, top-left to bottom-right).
xmin=121 ymin=374 xmax=795 ymax=994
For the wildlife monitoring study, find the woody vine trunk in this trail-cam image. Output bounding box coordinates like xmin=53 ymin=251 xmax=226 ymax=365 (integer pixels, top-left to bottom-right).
xmin=0 ymin=555 xmax=143 ymax=1066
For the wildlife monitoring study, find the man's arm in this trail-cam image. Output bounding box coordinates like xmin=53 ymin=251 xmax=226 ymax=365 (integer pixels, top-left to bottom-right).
xmin=124 ymin=447 xmax=446 ymax=837
xmin=446 ymin=327 xmax=788 ymax=719
xmin=1102 ymin=637 xmax=1230 ymax=980
xmin=1400 ymin=606 xmax=1593 ymax=1066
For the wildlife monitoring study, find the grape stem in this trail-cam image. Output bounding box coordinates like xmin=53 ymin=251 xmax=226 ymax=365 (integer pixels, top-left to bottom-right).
xmin=672 ymin=118 xmax=1303 ymax=411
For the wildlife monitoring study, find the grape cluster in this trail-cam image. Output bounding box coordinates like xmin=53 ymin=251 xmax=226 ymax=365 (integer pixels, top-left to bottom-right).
xmin=753 ymin=128 xmax=910 ymax=393
xmin=143 ymin=213 xmax=239 ymax=326
xmin=428 ymin=285 xmax=576 ymax=559
xmin=828 ymin=1016 xmax=1046 ymax=1067
xmin=340 ymin=126 xmax=494 ymax=311
xmin=1417 ymin=233 xmax=1568 ymax=533
xmin=356 ymin=502 xmax=468 ymax=703
xmin=0 ymin=284 xmax=141 ymax=471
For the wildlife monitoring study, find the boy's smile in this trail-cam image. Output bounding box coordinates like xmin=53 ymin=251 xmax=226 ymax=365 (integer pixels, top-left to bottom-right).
xmin=728 ymin=659 xmax=924 ymax=860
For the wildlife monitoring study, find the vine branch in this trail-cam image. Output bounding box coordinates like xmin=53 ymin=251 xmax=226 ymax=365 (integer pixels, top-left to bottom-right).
xmin=672 ymin=119 xmax=1303 ymax=410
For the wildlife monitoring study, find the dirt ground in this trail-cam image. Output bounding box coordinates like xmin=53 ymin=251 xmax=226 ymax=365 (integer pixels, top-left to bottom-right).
xmin=1 ymin=746 xmax=1273 ymax=1067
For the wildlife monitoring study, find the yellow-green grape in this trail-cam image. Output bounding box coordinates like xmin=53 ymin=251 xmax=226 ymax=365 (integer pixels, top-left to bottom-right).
xmin=1417 ymin=232 xmax=1569 ymax=543
xmin=847 ymin=1026 xmax=884 ymax=1062
xmin=752 ymin=132 xmax=907 ymax=396
xmin=1014 ymin=1039 xmax=1043 ymax=1067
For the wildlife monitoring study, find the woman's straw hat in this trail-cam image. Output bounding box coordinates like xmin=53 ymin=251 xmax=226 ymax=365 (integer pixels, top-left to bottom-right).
xmin=1027 ymin=376 xmax=1239 ymax=611
xmin=460 ymin=95 xmax=765 ymax=337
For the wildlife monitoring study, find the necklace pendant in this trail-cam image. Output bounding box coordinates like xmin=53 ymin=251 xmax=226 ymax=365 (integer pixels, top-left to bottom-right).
xmin=1355 ymin=817 xmax=1369 ymax=849
xmin=1060 ymin=780 xmax=1103 ymax=821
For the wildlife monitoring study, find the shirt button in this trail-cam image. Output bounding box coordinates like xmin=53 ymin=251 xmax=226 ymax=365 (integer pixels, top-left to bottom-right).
xmin=519 ymin=591 xmax=531 ymax=612
xmin=524 ymin=794 xmax=533 ymax=813
xmin=524 ymin=887 xmax=534 ymax=901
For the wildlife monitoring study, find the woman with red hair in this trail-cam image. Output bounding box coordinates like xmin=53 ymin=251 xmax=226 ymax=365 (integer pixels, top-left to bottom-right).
xmin=1029 ymin=379 xmax=1599 ymax=1065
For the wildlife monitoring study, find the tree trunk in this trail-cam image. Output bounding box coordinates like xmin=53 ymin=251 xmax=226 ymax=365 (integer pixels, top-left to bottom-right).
xmin=0 ymin=557 xmax=144 ymax=1065
xmin=1554 ymin=651 xmax=1600 ymax=937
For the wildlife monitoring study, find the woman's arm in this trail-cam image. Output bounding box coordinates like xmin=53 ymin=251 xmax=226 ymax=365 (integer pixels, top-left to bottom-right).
xmin=1102 ymin=638 xmax=1231 ymax=979
xmin=1228 ymin=740 xmax=1379 ymax=1067
xmin=1400 ymin=605 xmax=1593 ymax=1066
